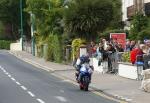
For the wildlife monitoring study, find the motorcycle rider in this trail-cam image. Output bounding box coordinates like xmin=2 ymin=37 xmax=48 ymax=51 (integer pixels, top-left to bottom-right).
xmin=75 ymin=54 xmax=93 ymax=82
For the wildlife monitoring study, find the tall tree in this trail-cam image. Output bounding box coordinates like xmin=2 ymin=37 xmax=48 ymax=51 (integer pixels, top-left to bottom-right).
xmin=26 ymin=0 xmax=65 ymax=38
xmin=129 ymin=13 xmax=148 ymax=40
xmin=64 ymin=0 xmax=114 ymax=40
xmin=0 ymin=0 xmax=30 ymax=40
xmin=108 ymin=0 xmax=122 ymax=29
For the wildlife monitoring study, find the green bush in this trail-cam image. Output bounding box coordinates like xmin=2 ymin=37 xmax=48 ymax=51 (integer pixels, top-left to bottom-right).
xmin=0 ymin=40 xmax=12 ymax=50
xmin=46 ymin=33 xmax=62 ymax=63
xmin=52 ymin=35 xmax=62 ymax=63
xmin=129 ymin=13 xmax=148 ymax=40
xmin=71 ymin=38 xmax=85 ymax=60
xmin=122 ymin=52 xmax=130 ymax=62
xmin=137 ymin=28 xmax=150 ymax=40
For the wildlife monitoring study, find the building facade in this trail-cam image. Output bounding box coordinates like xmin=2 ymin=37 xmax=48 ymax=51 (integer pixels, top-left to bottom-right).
xmin=122 ymin=0 xmax=150 ymax=29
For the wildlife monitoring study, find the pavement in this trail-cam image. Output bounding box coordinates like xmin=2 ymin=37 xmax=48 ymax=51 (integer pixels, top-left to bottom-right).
xmin=9 ymin=51 xmax=150 ymax=103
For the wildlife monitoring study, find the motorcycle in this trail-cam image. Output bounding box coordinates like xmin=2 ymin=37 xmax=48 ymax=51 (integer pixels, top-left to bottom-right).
xmin=79 ymin=71 xmax=90 ymax=91
xmin=75 ymin=64 xmax=92 ymax=91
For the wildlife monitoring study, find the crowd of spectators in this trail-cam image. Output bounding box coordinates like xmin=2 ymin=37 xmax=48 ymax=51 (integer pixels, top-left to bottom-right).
xmin=87 ymin=38 xmax=150 ymax=73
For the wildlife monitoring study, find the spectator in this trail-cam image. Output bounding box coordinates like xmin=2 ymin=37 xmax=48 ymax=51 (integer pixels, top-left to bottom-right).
xmin=87 ymin=41 xmax=95 ymax=57
xmin=96 ymin=43 xmax=105 ymax=66
xmin=102 ymin=39 xmax=108 ymax=50
xmin=130 ymin=40 xmax=136 ymax=51
xmin=117 ymin=44 xmax=124 ymax=52
xmin=130 ymin=45 xmax=143 ymax=64
xmin=106 ymin=44 xmax=116 ymax=73
xmin=126 ymin=39 xmax=130 ymax=51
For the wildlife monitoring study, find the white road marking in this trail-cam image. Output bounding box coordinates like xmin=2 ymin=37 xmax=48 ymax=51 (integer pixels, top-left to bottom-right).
xmin=3 ymin=70 xmax=6 ymax=73
xmin=0 ymin=65 xmax=47 ymax=103
xmin=11 ymin=78 xmax=16 ymax=81
xmin=16 ymin=81 xmax=21 ymax=85
xmin=55 ymin=96 xmax=67 ymax=102
xmin=5 ymin=72 xmax=9 ymax=75
xmin=8 ymin=74 xmax=11 ymax=78
xmin=27 ymin=91 xmax=35 ymax=97
xmin=37 ymin=98 xmax=45 ymax=103
xmin=21 ymin=86 xmax=27 ymax=91
xmin=0 ymin=67 xmax=4 ymax=71
xmin=11 ymin=77 xmax=16 ymax=81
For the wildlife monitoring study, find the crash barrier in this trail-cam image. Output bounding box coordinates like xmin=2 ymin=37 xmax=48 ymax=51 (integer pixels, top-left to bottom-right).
xmin=93 ymin=52 xmax=150 ymax=80
xmin=118 ymin=53 xmax=150 ymax=80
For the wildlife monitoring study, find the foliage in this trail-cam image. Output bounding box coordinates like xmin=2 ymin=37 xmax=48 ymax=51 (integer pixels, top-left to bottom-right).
xmin=0 ymin=40 xmax=13 ymax=50
xmin=46 ymin=33 xmax=62 ymax=63
xmin=122 ymin=52 xmax=130 ymax=62
xmin=71 ymin=38 xmax=85 ymax=60
xmin=107 ymin=0 xmax=123 ymax=29
xmin=137 ymin=28 xmax=150 ymax=40
xmin=64 ymin=0 xmax=114 ymax=40
xmin=0 ymin=0 xmax=30 ymax=40
xmin=129 ymin=13 xmax=148 ymax=40
xmin=26 ymin=0 xmax=65 ymax=37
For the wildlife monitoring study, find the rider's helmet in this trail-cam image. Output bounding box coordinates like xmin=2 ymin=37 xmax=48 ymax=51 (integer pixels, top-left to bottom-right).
xmin=80 ymin=54 xmax=90 ymax=64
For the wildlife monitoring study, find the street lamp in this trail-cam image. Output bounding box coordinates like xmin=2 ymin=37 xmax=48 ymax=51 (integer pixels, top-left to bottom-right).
xmin=20 ymin=0 xmax=23 ymax=51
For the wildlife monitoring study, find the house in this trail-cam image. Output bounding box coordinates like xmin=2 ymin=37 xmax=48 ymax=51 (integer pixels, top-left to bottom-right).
xmin=122 ymin=0 xmax=150 ymax=29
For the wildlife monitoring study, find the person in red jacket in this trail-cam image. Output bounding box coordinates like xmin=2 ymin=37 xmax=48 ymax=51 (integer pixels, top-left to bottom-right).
xmin=130 ymin=45 xmax=143 ymax=64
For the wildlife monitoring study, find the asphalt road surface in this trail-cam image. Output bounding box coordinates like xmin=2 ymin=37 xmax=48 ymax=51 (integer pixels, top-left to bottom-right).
xmin=0 ymin=51 xmax=118 ymax=103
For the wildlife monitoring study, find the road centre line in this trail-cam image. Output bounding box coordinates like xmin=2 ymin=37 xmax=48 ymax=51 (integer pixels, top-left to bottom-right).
xmin=5 ymin=72 xmax=9 ymax=75
xmin=0 ymin=65 xmax=46 ymax=103
xmin=8 ymin=74 xmax=11 ymax=78
xmin=27 ymin=91 xmax=35 ymax=97
xmin=16 ymin=81 xmax=21 ymax=85
xmin=37 ymin=98 xmax=45 ymax=103
xmin=11 ymin=77 xmax=16 ymax=81
xmin=1 ymin=68 xmax=4 ymax=71
xmin=3 ymin=70 xmax=6 ymax=73
xmin=21 ymin=86 xmax=27 ymax=91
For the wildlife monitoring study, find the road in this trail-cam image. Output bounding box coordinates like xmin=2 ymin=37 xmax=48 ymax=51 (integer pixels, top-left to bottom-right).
xmin=0 ymin=51 xmax=118 ymax=103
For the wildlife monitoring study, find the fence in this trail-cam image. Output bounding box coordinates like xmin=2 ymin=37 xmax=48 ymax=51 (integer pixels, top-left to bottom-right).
xmin=23 ymin=41 xmax=32 ymax=54
xmin=23 ymin=42 xmax=72 ymax=63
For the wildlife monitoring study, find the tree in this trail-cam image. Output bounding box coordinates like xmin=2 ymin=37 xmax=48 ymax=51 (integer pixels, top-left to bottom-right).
xmin=129 ymin=13 xmax=148 ymax=40
xmin=26 ymin=0 xmax=65 ymax=38
xmin=64 ymin=0 xmax=114 ymax=40
xmin=107 ymin=0 xmax=123 ymax=29
xmin=0 ymin=0 xmax=30 ymax=40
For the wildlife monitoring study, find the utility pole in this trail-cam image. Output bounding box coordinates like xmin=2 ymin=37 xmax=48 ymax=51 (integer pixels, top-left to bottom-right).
xmin=31 ymin=12 xmax=35 ymax=56
xmin=20 ymin=0 xmax=23 ymax=51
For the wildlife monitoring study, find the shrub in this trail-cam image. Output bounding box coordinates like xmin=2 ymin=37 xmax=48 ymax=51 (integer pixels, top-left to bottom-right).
xmin=0 ymin=40 xmax=12 ymax=50
xmin=52 ymin=35 xmax=62 ymax=63
xmin=137 ymin=29 xmax=150 ymax=41
xmin=122 ymin=52 xmax=130 ymax=62
xmin=71 ymin=38 xmax=84 ymax=60
xmin=46 ymin=33 xmax=62 ymax=63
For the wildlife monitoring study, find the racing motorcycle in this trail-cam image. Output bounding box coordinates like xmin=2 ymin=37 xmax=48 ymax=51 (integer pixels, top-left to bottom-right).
xmin=76 ymin=64 xmax=93 ymax=91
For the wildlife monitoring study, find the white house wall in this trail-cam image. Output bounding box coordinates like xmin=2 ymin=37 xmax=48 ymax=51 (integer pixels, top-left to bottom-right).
xmin=145 ymin=0 xmax=150 ymax=3
xmin=122 ymin=0 xmax=134 ymax=21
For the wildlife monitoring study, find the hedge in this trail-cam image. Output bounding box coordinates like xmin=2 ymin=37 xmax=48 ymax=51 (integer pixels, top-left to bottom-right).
xmin=0 ymin=40 xmax=12 ymax=50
